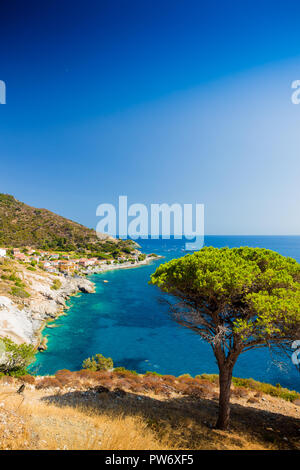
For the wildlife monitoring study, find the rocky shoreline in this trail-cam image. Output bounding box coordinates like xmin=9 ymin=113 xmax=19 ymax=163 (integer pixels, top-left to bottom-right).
xmin=0 ymin=254 xmax=161 ymax=349
xmin=0 ymin=271 xmax=95 ymax=348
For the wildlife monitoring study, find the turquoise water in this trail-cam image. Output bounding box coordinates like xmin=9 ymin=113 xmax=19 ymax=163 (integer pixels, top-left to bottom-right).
xmin=32 ymin=236 xmax=300 ymax=391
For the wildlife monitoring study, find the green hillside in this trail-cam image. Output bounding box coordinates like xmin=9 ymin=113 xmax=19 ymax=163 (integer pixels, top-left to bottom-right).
xmin=0 ymin=194 xmax=134 ymax=255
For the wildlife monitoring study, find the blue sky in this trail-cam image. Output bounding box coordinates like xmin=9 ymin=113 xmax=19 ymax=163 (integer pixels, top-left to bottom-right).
xmin=1 ymin=0 xmax=300 ymax=234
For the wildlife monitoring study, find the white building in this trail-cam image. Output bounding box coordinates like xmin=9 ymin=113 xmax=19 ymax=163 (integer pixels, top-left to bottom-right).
xmin=0 ymin=248 xmax=7 ymax=257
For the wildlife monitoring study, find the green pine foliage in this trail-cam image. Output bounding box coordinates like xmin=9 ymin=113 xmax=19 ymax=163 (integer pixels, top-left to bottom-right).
xmin=0 ymin=337 xmax=35 ymax=376
xmin=82 ymin=353 xmax=113 ymax=371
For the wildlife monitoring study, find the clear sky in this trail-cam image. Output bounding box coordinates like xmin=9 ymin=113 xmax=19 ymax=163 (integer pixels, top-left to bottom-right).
xmin=1 ymin=0 xmax=300 ymax=235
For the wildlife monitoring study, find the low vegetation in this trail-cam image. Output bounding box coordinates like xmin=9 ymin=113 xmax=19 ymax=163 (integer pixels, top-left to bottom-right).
xmin=51 ymin=279 xmax=62 ymax=290
xmin=82 ymin=353 xmax=113 ymax=371
xmin=10 ymin=286 xmax=30 ymax=298
xmin=0 ymin=337 xmax=35 ymax=376
xmin=0 ymin=258 xmax=31 ymax=302
xmin=199 ymin=374 xmax=300 ymax=403
xmin=0 ymin=193 xmax=136 ymax=256
xmin=0 ymin=365 xmax=299 ymax=450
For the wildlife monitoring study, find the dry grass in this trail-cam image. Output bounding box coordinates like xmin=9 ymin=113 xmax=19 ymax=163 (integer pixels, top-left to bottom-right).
xmin=0 ymin=388 xmax=165 ymax=450
xmin=0 ymin=373 xmax=299 ymax=451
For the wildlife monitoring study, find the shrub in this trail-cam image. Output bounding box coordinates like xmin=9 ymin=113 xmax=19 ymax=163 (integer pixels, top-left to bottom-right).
xmin=0 ymin=375 xmax=15 ymax=384
xmin=187 ymin=384 xmax=214 ymax=399
xmin=231 ymin=386 xmax=249 ymax=398
xmin=145 ymin=371 xmax=162 ymax=377
xmin=197 ymin=374 xmax=219 ymax=385
xmin=177 ymin=375 xmax=195 ymax=386
xmin=114 ymin=367 xmax=138 ymax=377
xmin=82 ymin=353 xmax=113 ymax=371
xmin=247 ymin=396 xmax=259 ymax=404
xmin=194 ymin=374 xmax=300 ymax=402
xmin=51 ymin=279 xmax=62 ymax=290
xmin=55 ymin=369 xmax=74 ymax=386
xmin=161 ymin=375 xmax=176 ymax=385
xmin=113 ymin=367 xmax=126 ymax=372
xmin=142 ymin=375 xmax=166 ymax=395
xmin=0 ymin=337 xmax=35 ymax=376
xmin=20 ymin=374 xmax=36 ymax=384
xmin=231 ymin=377 xmax=300 ymax=402
xmin=36 ymin=377 xmax=62 ymax=389
xmin=76 ymin=369 xmax=100 ymax=380
xmin=127 ymin=383 xmax=145 ymax=394
xmin=10 ymin=286 xmax=30 ymax=298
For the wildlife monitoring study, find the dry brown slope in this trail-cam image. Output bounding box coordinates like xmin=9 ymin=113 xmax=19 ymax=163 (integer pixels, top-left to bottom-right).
xmin=0 ymin=374 xmax=299 ymax=450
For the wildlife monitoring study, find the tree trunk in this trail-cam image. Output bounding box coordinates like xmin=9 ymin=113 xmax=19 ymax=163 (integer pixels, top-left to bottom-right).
xmin=216 ymin=365 xmax=233 ymax=430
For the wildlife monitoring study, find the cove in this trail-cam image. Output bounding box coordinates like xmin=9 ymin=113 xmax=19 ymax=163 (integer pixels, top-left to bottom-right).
xmin=32 ymin=236 xmax=300 ymax=392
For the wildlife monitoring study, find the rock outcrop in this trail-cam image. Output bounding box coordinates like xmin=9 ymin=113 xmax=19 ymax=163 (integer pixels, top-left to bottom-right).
xmin=0 ymin=270 xmax=94 ymax=346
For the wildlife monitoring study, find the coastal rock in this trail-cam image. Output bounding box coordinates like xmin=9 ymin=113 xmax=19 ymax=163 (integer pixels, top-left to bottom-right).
xmin=76 ymin=279 xmax=95 ymax=294
xmin=0 ymin=296 xmax=36 ymax=344
xmin=29 ymin=299 xmax=60 ymax=317
xmin=0 ymin=269 xmax=95 ymax=345
xmin=38 ymin=337 xmax=48 ymax=351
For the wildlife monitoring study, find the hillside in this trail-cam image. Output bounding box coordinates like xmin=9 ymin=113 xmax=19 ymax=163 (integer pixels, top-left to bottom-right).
xmin=0 ymin=370 xmax=299 ymax=450
xmin=0 ymin=194 xmax=133 ymax=254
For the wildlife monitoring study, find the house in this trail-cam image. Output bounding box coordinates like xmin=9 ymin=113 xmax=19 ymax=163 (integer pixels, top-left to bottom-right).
xmin=13 ymin=248 xmax=21 ymax=256
xmin=25 ymin=246 xmax=35 ymax=255
xmin=0 ymin=248 xmax=6 ymax=257
xmin=59 ymin=261 xmax=76 ymax=274
xmin=78 ymin=258 xmax=89 ymax=267
xmin=41 ymin=261 xmax=51 ymax=268
xmin=14 ymin=252 xmax=27 ymax=261
xmin=85 ymin=258 xmax=97 ymax=266
xmin=45 ymin=266 xmax=57 ymax=273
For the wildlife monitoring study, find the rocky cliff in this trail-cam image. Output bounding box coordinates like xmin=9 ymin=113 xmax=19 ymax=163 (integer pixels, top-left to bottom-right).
xmin=0 ymin=266 xmax=94 ymax=346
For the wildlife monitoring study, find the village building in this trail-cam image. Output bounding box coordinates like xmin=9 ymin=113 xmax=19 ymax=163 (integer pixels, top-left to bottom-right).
xmin=25 ymin=246 xmax=36 ymax=255
xmin=14 ymin=252 xmax=27 ymax=261
xmin=59 ymin=260 xmax=76 ymax=274
xmin=0 ymin=248 xmax=7 ymax=257
xmin=78 ymin=258 xmax=89 ymax=267
xmin=45 ymin=266 xmax=58 ymax=273
xmin=41 ymin=261 xmax=51 ymax=268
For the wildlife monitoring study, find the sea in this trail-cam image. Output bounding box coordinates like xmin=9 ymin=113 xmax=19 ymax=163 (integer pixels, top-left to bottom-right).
xmin=32 ymin=236 xmax=300 ymax=392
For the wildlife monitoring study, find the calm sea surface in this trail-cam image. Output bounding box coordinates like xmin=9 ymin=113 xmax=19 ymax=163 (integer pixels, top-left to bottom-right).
xmin=32 ymin=236 xmax=300 ymax=391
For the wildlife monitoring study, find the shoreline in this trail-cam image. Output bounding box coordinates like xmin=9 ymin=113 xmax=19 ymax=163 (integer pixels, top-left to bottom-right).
xmin=0 ymin=253 xmax=163 ymax=353
xmin=36 ymin=254 xmax=163 ymax=350
xmin=81 ymin=253 xmax=163 ymax=276
xmin=0 ymin=272 xmax=95 ymax=349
